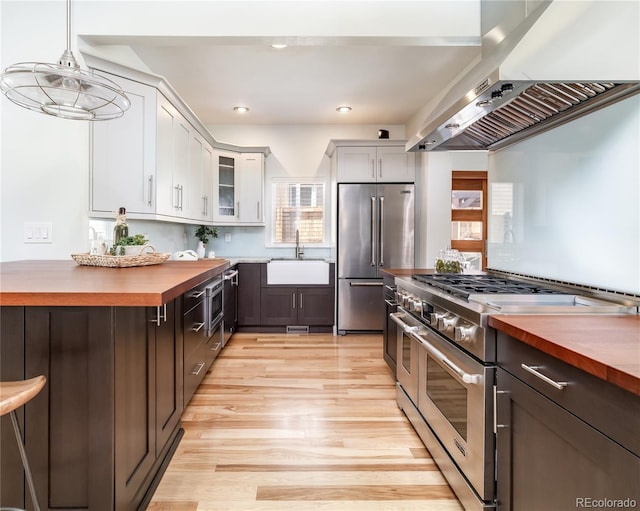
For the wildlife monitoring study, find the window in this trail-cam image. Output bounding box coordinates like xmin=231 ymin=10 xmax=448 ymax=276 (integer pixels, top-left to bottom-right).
xmin=451 ymin=171 xmax=488 ymax=270
xmin=271 ymin=181 xmax=325 ymax=244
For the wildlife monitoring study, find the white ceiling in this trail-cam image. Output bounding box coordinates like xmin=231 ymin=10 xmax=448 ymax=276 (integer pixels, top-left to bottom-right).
xmin=78 ymin=1 xmax=482 ymax=127
xmin=127 ymin=41 xmax=480 ymax=125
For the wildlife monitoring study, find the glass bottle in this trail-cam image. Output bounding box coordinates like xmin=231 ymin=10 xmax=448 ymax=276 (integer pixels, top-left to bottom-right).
xmin=113 ymin=207 xmax=129 ymax=245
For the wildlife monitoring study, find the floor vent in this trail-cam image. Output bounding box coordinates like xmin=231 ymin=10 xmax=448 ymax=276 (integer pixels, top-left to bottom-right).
xmin=286 ymin=325 xmax=309 ymax=334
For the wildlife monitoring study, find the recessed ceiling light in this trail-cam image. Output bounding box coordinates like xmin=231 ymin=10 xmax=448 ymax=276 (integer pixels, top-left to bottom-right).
xmin=271 ymin=44 xmax=288 ymax=49
xmin=336 ymin=106 xmax=352 ymax=113
xmin=233 ymin=106 xmax=249 ymax=113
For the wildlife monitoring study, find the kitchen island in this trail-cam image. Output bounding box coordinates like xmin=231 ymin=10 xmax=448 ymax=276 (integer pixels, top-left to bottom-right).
xmin=0 ymin=259 xmax=229 ymax=511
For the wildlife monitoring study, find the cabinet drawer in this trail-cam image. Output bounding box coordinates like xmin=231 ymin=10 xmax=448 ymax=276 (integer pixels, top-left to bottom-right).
xmin=205 ymin=322 xmax=224 ymax=364
xmin=183 ymin=280 xmax=210 ymax=314
xmin=184 ymin=341 xmax=208 ymax=406
xmin=183 ymin=301 xmax=207 ymax=358
xmin=497 ymin=332 xmax=640 ymax=455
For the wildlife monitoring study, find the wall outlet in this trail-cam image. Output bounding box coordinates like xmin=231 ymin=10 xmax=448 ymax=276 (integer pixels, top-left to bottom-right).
xmin=224 ymin=232 xmax=231 ymax=242
xmin=24 ymin=222 xmax=53 ymax=243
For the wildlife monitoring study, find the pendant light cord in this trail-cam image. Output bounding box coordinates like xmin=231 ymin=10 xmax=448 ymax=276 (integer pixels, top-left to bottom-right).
xmin=66 ymin=0 xmax=71 ymax=52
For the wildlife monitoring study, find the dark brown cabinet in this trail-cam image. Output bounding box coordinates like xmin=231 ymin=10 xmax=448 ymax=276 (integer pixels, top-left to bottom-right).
xmin=115 ymin=302 xmax=183 ymax=510
xmin=237 ymin=263 xmax=262 ymax=326
xmin=496 ymin=334 xmax=640 ymax=511
xmin=0 ymin=302 xmax=183 ymax=511
xmin=260 ymin=286 xmax=334 ymax=327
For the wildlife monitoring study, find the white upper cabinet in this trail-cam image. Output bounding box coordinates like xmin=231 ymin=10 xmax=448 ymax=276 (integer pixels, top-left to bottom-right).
xmin=328 ymin=141 xmax=415 ymax=183
xmin=152 ymin=93 xmax=195 ymax=220
xmin=91 ymin=76 xmax=157 ymax=216
xmin=237 ymin=153 xmax=264 ymax=225
xmin=213 ymin=151 xmax=265 ymax=226
xmin=90 ymin=65 xmax=268 ymax=226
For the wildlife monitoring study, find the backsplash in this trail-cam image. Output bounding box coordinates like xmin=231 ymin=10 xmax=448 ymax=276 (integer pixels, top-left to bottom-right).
xmin=488 ymin=94 xmax=639 ymax=294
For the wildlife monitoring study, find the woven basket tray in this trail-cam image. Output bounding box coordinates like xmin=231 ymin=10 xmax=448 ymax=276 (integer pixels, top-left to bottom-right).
xmin=71 ymin=245 xmax=170 ymax=268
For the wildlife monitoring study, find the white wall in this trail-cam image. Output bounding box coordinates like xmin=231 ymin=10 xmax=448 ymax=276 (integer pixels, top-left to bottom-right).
xmin=1 ymin=1 xmax=91 ymax=262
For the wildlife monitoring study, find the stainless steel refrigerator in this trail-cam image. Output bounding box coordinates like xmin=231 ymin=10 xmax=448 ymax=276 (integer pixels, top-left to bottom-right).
xmin=337 ymin=183 xmax=414 ymax=333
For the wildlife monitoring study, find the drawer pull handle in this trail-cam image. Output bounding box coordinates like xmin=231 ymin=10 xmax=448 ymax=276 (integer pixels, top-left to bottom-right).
xmin=191 ymin=362 xmax=205 ymax=376
xmin=192 ymin=322 xmax=206 ymax=333
xmin=210 ymin=342 xmax=222 ymax=352
xmin=521 ymin=364 xmax=568 ymax=390
xmin=191 ymin=290 xmax=206 ymax=299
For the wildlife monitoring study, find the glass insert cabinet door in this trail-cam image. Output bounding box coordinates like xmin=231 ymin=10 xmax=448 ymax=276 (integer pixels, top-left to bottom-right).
xmin=218 ymin=155 xmax=236 ymax=217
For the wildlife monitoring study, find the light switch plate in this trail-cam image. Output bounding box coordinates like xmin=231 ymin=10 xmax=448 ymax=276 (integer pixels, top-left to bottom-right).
xmin=24 ymin=222 xmax=53 ymax=243
xmin=224 ymin=232 xmax=231 ymax=242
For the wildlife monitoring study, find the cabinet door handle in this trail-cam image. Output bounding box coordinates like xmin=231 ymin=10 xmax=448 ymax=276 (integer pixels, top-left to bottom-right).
xmin=299 ymin=292 xmax=303 ymax=309
xmin=379 ymin=196 xmax=385 ymax=266
xmin=202 ymin=195 xmax=207 ymax=216
xmin=292 ymin=293 xmax=296 ymax=309
xmin=192 ymin=322 xmax=206 ymax=333
xmin=147 ymin=175 xmax=153 ymax=206
xmin=520 ymin=364 xmax=568 ymax=390
xmin=174 ymin=185 xmax=180 ymax=210
xmin=150 ymin=304 xmax=167 ymax=326
xmin=257 ymin=201 xmax=260 ymax=220
xmin=191 ymin=362 xmax=205 ymax=376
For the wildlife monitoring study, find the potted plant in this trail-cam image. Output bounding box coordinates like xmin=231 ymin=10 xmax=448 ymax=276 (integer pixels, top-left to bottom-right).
xmin=109 ymin=234 xmax=148 ymax=256
xmin=195 ymin=226 xmax=219 ymax=258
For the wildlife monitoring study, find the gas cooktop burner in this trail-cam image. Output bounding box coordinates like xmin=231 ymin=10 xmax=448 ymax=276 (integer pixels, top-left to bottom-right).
xmin=411 ymin=273 xmax=566 ymax=299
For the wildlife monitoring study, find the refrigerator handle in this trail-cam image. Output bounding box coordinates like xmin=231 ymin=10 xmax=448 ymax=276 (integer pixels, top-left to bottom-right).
xmin=370 ymin=196 xmax=376 ymax=266
xmin=379 ymin=196 xmax=385 ymax=267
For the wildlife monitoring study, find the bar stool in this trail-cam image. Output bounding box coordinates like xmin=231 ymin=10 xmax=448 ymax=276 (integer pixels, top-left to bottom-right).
xmin=0 ymin=375 xmax=46 ymax=511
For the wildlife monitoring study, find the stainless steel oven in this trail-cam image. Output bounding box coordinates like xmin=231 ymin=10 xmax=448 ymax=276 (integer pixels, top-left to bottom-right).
xmin=392 ymin=308 xmax=495 ymax=505
xmin=392 ymin=271 xmax=638 ymax=510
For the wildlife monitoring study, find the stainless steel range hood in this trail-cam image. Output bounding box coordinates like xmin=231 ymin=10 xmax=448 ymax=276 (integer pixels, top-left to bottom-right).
xmin=408 ymin=1 xmax=640 ymax=152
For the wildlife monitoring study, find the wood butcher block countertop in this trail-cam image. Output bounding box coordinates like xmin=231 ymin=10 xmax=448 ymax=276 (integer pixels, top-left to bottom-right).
xmin=489 ymin=315 xmax=640 ymax=396
xmin=0 ymin=259 xmax=229 ymax=306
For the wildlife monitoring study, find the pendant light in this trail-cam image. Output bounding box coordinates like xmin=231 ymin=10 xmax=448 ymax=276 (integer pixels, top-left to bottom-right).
xmin=0 ymin=0 xmax=130 ymax=121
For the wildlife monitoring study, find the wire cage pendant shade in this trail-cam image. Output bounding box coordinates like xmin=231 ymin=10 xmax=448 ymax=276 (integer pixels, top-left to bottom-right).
xmin=0 ymin=0 xmax=130 ymax=121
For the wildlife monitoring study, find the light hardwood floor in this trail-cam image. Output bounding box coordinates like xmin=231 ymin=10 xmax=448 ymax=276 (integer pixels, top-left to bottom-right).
xmin=148 ymin=333 xmax=463 ymax=511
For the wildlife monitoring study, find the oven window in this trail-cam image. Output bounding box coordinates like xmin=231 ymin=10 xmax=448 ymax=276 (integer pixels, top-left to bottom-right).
xmin=426 ymin=355 xmax=468 ymax=440
xmin=211 ymin=291 xmax=223 ymax=318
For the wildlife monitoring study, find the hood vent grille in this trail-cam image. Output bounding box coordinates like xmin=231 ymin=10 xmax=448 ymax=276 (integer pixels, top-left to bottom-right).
xmin=464 ymin=82 xmax=616 ymax=147
xmin=413 ymin=81 xmax=639 ymax=151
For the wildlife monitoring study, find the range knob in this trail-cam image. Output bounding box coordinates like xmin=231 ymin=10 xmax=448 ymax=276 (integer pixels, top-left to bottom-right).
xmin=409 ymin=298 xmax=423 ymax=314
xmin=429 ymin=312 xmax=444 ymax=326
xmin=438 ymin=315 xmax=457 ymax=332
xmin=454 ymin=325 xmax=475 ymax=342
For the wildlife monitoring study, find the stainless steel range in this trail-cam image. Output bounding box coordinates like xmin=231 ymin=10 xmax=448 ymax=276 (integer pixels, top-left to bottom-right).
xmin=391 ymin=271 xmax=639 ymax=511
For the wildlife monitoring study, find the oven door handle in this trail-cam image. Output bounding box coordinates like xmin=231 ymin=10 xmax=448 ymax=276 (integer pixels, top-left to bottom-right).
xmin=412 ymin=331 xmax=483 ymax=386
xmin=389 ymin=312 xmax=420 ymax=334
xmin=223 ymin=270 xmax=239 ymax=281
